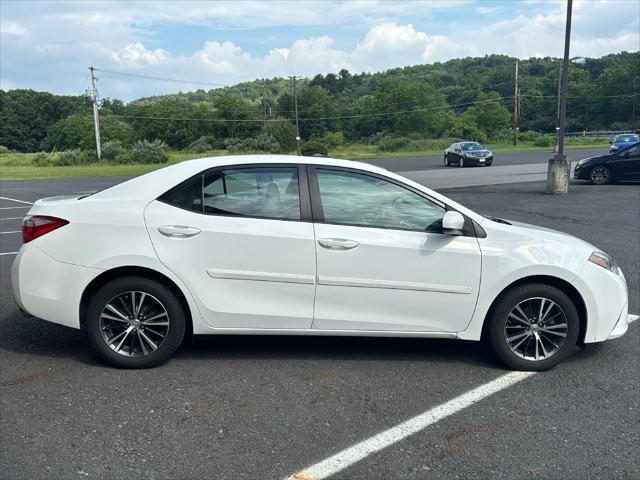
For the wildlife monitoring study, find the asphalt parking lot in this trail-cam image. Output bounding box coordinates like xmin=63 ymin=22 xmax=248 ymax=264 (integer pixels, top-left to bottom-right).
xmin=1 ymin=154 xmax=638 ymax=479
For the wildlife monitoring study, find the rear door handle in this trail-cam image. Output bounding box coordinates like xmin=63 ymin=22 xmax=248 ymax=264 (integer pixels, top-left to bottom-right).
xmin=158 ymin=225 xmax=201 ymax=238
xmin=318 ymin=238 xmax=360 ymax=250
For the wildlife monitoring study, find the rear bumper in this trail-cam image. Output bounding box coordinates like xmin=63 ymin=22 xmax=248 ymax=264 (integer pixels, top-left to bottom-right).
xmin=11 ymin=243 xmax=102 ymax=329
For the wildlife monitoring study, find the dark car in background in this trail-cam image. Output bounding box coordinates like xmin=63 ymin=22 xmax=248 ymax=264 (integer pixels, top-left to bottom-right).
xmin=444 ymin=141 xmax=493 ymax=167
xmin=609 ymin=133 xmax=639 ymax=154
xmin=574 ymin=142 xmax=640 ymax=184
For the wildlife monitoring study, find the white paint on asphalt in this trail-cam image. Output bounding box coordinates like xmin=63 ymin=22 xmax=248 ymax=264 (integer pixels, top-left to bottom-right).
xmin=0 ymin=252 xmax=18 ymax=256
xmin=285 ymin=371 xmax=536 ymax=480
xmin=0 ymin=196 xmax=33 ymax=205
xmin=0 ymin=217 xmax=23 ymax=221
xmin=0 ymin=206 xmax=30 ymax=210
xmin=0 ymin=231 xmax=20 ymax=234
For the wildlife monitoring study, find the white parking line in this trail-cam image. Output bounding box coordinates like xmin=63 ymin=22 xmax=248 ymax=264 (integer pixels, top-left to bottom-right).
xmin=0 ymin=231 xmax=20 ymax=234
xmin=0 ymin=252 xmax=18 ymax=256
xmin=0 ymin=217 xmax=23 ymax=221
xmin=285 ymin=371 xmax=536 ymax=480
xmin=0 ymin=196 xmax=33 ymax=205
xmin=0 ymin=206 xmax=30 ymax=210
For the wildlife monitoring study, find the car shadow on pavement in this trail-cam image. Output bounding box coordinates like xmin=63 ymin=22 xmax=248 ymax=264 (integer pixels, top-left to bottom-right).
xmin=1 ymin=312 xmax=501 ymax=370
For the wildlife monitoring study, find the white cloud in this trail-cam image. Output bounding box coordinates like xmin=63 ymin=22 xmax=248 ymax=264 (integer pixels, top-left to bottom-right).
xmin=0 ymin=0 xmax=637 ymax=100
xmin=111 ymin=43 xmax=170 ymax=66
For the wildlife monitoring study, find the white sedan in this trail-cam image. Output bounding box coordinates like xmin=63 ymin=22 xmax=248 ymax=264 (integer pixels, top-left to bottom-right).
xmin=11 ymin=155 xmax=636 ymax=369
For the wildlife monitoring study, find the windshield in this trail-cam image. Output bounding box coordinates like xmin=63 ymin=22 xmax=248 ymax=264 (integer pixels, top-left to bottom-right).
xmin=460 ymin=142 xmax=485 ymax=151
xmin=613 ymin=134 xmax=639 ymax=144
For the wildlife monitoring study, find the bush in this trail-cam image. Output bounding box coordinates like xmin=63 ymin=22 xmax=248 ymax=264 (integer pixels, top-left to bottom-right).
xmin=224 ymin=134 xmax=281 ymax=153
xmin=189 ymin=135 xmax=220 ymax=153
xmin=0 ymin=145 xmax=10 ymax=154
xmin=32 ymin=152 xmax=50 ymax=167
xmin=265 ymin=121 xmax=298 ymax=152
xmin=533 ymin=135 xmax=555 ymax=147
xmin=378 ymin=137 xmax=410 ymax=152
xmin=252 ymin=133 xmax=280 ymax=152
xmin=300 ymin=141 xmax=328 ymax=157
xmin=101 ymin=140 xmax=126 ymax=161
xmin=325 ymin=131 xmax=344 ymax=148
xmin=120 ymin=139 xmax=168 ymax=164
xmin=32 ymin=149 xmax=92 ymax=167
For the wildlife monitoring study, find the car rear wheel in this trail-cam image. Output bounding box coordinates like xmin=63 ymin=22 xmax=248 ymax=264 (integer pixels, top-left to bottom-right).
xmin=85 ymin=276 xmax=186 ymax=368
xmin=485 ymin=283 xmax=579 ymax=371
xmin=590 ymin=166 xmax=611 ymax=185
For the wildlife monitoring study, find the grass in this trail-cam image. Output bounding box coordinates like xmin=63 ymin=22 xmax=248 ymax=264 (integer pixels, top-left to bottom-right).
xmin=0 ymin=139 xmax=609 ymax=180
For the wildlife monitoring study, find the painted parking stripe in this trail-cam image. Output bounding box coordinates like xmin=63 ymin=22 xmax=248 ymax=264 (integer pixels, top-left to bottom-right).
xmin=0 ymin=252 xmax=18 ymax=256
xmin=0 ymin=206 xmax=30 ymax=210
xmin=285 ymin=371 xmax=536 ymax=480
xmin=0 ymin=217 xmax=23 ymax=221
xmin=0 ymin=231 xmax=20 ymax=234
xmin=0 ymin=196 xmax=33 ymax=205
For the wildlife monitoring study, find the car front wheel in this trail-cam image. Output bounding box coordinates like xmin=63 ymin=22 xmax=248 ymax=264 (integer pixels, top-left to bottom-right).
xmin=485 ymin=283 xmax=579 ymax=371
xmin=444 ymin=155 xmax=449 ymax=167
xmin=85 ymin=276 xmax=186 ymax=368
xmin=589 ymin=166 xmax=611 ymax=185
xmin=458 ymin=157 xmax=464 ymax=167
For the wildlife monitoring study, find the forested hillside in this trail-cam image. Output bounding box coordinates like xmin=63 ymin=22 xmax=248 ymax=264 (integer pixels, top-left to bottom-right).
xmin=1 ymin=52 xmax=638 ymax=153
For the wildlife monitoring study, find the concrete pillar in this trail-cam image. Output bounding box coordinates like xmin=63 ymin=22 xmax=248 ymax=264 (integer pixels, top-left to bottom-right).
xmin=545 ymin=154 xmax=570 ymax=194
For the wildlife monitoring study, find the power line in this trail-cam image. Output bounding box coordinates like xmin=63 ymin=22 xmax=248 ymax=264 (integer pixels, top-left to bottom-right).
xmin=94 ymin=68 xmax=225 ymax=87
xmin=106 ymin=114 xmax=289 ymax=123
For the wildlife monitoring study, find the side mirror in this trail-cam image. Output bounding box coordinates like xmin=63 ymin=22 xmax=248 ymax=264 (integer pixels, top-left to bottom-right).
xmin=442 ymin=211 xmax=465 ymax=235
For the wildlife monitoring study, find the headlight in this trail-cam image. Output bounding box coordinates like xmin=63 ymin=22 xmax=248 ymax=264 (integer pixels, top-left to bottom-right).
xmin=577 ymin=159 xmax=585 ymax=165
xmin=589 ymin=251 xmax=621 ymax=275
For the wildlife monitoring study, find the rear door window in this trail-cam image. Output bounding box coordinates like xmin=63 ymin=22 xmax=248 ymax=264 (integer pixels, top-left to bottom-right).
xmin=159 ymin=166 xmax=301 ymax=221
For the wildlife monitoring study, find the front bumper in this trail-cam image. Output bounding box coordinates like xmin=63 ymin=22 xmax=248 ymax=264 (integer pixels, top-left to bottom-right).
xmin=463 ymin=156 xmax=492 ymax=166
xmin=573 ymin=164 xmax=587 ymax=179
xmin=607 ymin=311 xmax=639 ymax=340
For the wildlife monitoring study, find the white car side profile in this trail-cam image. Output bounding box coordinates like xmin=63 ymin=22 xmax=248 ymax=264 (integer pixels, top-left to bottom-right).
xmin=11 ymin=155 xmax=637 ymax=369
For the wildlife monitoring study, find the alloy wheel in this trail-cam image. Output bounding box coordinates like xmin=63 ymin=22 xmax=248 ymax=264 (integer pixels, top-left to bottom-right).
xmin=459 ymin=158 xmax=464 ymax=167
xmin=100 ymin=291 xmax=170 ymax=357
xmin=590 ymin=166 xmax=610 ymax=185
xmin=504 ymin=297 xmax=568 ymax=361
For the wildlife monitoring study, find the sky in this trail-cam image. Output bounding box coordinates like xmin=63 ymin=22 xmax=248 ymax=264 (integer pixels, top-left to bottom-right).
xmin=1 ymin=0 xmax=638 ymax=101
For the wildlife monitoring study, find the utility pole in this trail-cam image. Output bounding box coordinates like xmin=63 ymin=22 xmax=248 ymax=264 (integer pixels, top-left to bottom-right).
xmin=89 ymin=66 xmax=102 ymax=160
xmin=545 ymin=0 xmax=573 ymax=195
xmin=513 ymin=60 xmax=519 ymax=146
xmin=554 ymin=62 xmax=562 ymax=153
xmin=289 ymin=76 xmax=301 ymax=155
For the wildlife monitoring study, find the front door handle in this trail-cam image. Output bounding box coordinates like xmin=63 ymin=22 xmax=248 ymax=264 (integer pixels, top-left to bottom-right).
xmin=158 ymin=225 xmax=201 ymax=238
xmin=318 ymin=238 xmax=360 ymax=250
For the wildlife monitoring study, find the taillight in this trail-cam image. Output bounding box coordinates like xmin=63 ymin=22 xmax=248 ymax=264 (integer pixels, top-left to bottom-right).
xmin=22 ymin=216 xmax=69 ymax=243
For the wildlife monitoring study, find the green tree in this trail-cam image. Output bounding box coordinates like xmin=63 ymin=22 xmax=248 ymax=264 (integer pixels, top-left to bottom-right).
xmin=461 ymin=91 xmax=511 ymax=139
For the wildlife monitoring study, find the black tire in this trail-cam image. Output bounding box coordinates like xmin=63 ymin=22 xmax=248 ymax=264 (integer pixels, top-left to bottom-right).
xmin=589 ymin=165 xmax=611 ymax=185
xmin=486 ymin=160 xmax=493 ymax=166
xmin=485 ymin=283 xmax=580 ymax=371
xmin=85 ymin=276 xmax=186 ymax=368
xmin=444 ymin=155 xmax=449 ymax=167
